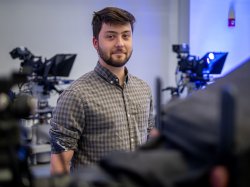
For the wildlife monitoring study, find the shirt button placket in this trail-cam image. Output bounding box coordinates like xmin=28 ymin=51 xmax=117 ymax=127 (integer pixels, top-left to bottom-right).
xmin=127 ymin=113 xmax=135 ymax=150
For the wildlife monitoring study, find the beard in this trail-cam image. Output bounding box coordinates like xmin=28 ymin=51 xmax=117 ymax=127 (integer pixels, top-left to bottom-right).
xmin=98 ymin=46 xmax=132 ymax=67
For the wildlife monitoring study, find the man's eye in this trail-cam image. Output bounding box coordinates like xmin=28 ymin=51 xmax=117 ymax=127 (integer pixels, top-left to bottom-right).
xmin=123 ymin=34 xmax=131 ymax=39
xmin=107 ymin=35 xmax=115 ymax=39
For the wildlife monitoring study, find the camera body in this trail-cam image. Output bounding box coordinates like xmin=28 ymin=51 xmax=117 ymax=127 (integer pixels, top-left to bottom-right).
xmin=172 ymin=44 xmax=208 ymax=80
xmin=10 ymin=47 xmax=44 ymax=76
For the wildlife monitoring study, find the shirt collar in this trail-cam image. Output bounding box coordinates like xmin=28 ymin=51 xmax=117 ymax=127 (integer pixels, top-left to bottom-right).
xmin=94 ymin=62 xmax=129 ymax=85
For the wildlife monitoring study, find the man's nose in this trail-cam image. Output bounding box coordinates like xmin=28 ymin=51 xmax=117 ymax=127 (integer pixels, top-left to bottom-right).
xmin=115 ymin=36 xmax=124 ymax=47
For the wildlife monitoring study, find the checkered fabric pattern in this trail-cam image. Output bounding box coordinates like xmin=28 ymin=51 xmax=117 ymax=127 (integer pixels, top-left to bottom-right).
xmin=49 ymin=62 xmax=155 ymax=172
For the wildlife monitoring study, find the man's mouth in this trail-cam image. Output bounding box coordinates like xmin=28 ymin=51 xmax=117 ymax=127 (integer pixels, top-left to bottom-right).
xmin=112 ymin=49 xmax=126 ymax=55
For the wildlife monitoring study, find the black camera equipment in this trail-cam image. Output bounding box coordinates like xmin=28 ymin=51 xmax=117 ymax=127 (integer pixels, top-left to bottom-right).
xmin=10 ymin=47 xmax=76 ymax=77
xmin=9 ymin=47 xmax=76 ymax=115
xmin=163 ymin=44 xmax=228 ymax=97
xmin=10 ymin=47 xmax=76 ymax=164
xmin=10 ymin=47 xmax=76 ymax=94
xmin=0 ymin=72 xmax=35 ymax=187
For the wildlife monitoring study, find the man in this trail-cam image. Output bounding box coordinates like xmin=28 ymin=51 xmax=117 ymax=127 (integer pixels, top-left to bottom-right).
xmin=49 ymin=7 xmax=155 ymax=174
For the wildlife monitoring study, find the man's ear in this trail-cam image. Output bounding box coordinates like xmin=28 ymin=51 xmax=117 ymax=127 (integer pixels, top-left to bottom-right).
xmin=210 ymin=166 xmax=229 ymax=187
xmin=93 ymin=37 xmax=98 ymax=50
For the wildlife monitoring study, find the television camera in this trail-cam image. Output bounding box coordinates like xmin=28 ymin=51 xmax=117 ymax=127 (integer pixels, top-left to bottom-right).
xmin=9 ymin=47 xmax=76 ymax=164
xmin=163 ymin=44 xmax=228 ymax=97
xmin=9 ymin=47 xmax=76 ymax=113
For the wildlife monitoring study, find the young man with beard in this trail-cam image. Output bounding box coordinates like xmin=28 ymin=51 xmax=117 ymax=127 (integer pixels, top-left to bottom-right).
xmin=49 ymin=7 xmax=155 ymax=174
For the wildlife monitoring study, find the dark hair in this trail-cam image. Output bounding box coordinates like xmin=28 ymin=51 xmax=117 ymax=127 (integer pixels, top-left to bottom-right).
xmin=92 ymin=7 xmax=136 ymax=39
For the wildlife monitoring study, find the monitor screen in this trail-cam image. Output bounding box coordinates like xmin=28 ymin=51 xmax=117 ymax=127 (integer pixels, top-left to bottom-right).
xmin=201 ymin=52 xmax=228 ymax=74
xmin=45 ymin=54 xmax=76 ymax=77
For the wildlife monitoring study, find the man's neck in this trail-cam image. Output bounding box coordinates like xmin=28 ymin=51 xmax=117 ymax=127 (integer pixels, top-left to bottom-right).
xmin=99 ymin=60 xmax=125 ymax=86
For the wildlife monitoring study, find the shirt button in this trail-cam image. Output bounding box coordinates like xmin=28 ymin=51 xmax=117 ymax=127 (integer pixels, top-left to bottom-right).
xmin=110 ymin=81 xmax=113 ymax=84
xmin=127 ymin=114 xmax=130 ymax=118
xmin=131 ymin=138 xmax=134 ymax=142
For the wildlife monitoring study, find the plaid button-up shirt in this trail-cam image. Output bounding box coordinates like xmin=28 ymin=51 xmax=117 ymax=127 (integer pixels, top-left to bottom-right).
xmin=50 ymin=62 xmax=154 ymax=172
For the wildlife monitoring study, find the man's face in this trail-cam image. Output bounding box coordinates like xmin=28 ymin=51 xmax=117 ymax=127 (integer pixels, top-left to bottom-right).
xmin=93 ymin=23 xmax=133 ymax=67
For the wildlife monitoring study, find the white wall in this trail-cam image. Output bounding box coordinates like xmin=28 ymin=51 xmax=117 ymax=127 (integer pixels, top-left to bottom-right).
xmin=0 ymin=0 xmax=187 ymax=106
xmin=2 ymin=0 xmax=248 ymax=108
xmin=190 ymin=0 xmax=250 ymax=76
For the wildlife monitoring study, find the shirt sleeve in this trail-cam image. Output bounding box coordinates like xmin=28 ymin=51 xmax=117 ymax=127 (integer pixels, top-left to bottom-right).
xmin=49 ymin=90 xmax=85 ymax=154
